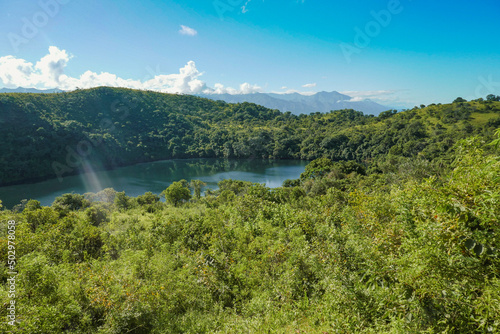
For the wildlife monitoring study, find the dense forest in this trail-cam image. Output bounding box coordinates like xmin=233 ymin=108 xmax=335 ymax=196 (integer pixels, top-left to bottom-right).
xmin=0 ymin=89 xmax=499 ymax=332
xmin=1 ymin=87 xmax=499 ymax=185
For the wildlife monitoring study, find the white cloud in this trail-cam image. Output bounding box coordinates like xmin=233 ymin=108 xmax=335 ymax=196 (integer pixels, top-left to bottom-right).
xmin=271 ymin=89 xmax=316 ymax=96
xmin=341 ymin=90 xmax=398 ymax=102
xmin=239 ymin=82 xmax=262 ymax=94
xmin=302 ymin=83 xmax=317 ymax=88
xmin=0 ymin=46 xmax=73 ymax=89
xmin=35 ymin=46 xmax=71 ymax=86
xmin=345 ymin=96 xmax=364 ymax=102
xmin=0 ymin=56 xmax=35 ymax=88
xmin=242 ymin=0 xmax=251 ymax=13
xmin=341 ymin=90 xmax=413 ymax=107
xmin=179 ymin=25 xmax=197 ymax=36
xmin=209 ymin=82 xmax=262 ymax=95
xmin=142 ymin=61 xmax=207 ymax=94
xmin=0 ymin=46 xmax=264 ymax=95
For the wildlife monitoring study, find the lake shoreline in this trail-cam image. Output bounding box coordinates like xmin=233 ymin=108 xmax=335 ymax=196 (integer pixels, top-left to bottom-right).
xmin=0 ymin=158 xmax=307 ymax=209
xmin=0 ymin=156 xmax=306 ymax=188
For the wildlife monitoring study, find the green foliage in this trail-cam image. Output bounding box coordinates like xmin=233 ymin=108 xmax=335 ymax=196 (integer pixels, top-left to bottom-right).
xmin=162 ymin=181 xmax=191 ymax=206
xmin=52 ymin=193 xmax=90 ymax=216
xmin=85 ymin=203 xmax=110 ymax=226
xmin=300 ymin=157 xmax=334 ymax=180
xmin=2 ymin=90 xmax=500 ymax=333
xmin=378 ymin=109 xmax=398 ymax=119
xmin=1 ymin=88 xmax=500 ymax=187
xmin=24 ymin=206 xmax=59 ymax=232
xmin=1 ymin=137 xmax=499 ymax=333
xmin=136 ymin=192 xmax=159 ymax=206
xmin=486 ymin=94 xmax=500 ymax=102
xmin=453 ymin=96 xmax=467 ymax=103
xmin=24 ymin=199 xmax=42 ymax=211
xmin=490 ymin=128 xmax=500 ymax=149
xmin=282 ymin=178 xmax=301 ymax=187
xmin=114 ymin=191 xmax=132 ymax=210
xmin=85 ymin=188 xmax=117 ymax=203
xmin=190 ymin=179 xmax=207 ymax=199
xmin=217 ymin=179 xmax=252 ymax=195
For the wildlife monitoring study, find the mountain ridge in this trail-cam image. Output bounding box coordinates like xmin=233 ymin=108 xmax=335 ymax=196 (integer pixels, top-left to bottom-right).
xmin=0 ymin=87 xmax=64 ymax=94
xmin=1 ymin=86 xmax=499 ymax=187
xmin=0 ymin=87 xmax=390 ymax=115
xmin=199 ymin=90 xmax=390 ymax=115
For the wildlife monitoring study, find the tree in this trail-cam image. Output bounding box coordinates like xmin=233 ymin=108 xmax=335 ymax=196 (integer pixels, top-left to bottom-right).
xmin=189 ymin=180 xmax=207 ymax=199
xmin=137 ymin=192 xmax=160 ymax=205
xmin=283 ymin=179 xmax=301 ymax=187
xmin=86 ymin=204 xmax=109 ymax=226
xmin=24 ymin=200 xmax=42 ymax=211
xmin=114 ymin=191 xmax=132 ymax=209
xmin=52 ymin=193 xmax=90 ymax=216
xmin=453 ymin=97 xmax=467 ymax=103
xmin=162 ymin=181 xmax=191 ymax=206
xmin=300 ymin=157 xmax=334 ymax=180
xmin=486 ymin=94 xmax=500 ymax=102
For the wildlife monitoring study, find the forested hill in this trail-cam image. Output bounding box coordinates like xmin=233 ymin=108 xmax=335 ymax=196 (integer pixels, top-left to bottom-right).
xmin=1 ymin=86 xmax=499 ymax=186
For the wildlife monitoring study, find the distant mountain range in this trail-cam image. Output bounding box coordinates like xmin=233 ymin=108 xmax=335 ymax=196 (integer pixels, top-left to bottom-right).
xmin=0 ymin=87 xmax=389 ymax=115
xmin=200 ymin=91 xmax=390 ymax=116
xmin=0 ymin=87 xmax=64 ymax=94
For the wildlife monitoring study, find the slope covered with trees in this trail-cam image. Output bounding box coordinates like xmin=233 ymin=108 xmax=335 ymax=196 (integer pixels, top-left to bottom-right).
xmin=0 ymin=131 xmax=498 ymax=333
xmin=0 ymin=88 xmax=499 ymax=332
xmin=1 ymin=87 xmax=499 ymax=185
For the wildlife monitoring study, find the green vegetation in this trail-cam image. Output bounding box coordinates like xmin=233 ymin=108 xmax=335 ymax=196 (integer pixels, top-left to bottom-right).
xmin=1 ymin=87 xmax=499 ymax=186
xmin=0 ymin=130 xmax=499 ymax=332
xmin=162 ymin=180 xmax=191 ymax=207
xmin=1 ymin=89 xmax=500 ymax=332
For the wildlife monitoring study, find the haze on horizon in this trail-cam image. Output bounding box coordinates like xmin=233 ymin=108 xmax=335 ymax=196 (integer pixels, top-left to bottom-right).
xmin=0 ymin=0 xmax=499 ymax=109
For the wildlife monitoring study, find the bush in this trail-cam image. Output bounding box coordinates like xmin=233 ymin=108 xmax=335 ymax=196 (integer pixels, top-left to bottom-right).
xmin=52 ymin=193 xmax=90 ymax=216
xmin=115 ymin=191 xmax=132 ymax=210
xmin=282 ymin=178 xmax=300 ymax=187
xmin=86 ymin=204 xmax=110 ymax=226
xmin=162 ymin=182 xmax=191 ymax=206
xmin=136 ymin=192 xmax=160 ymax=205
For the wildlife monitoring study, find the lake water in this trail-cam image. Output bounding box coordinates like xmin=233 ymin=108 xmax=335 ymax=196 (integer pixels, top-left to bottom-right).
xmin=0 ymin=159 xmax=307 ymax=208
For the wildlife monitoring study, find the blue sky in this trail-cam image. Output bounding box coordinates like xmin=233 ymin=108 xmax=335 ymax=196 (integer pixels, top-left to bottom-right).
xmin=0 ymin=0 xmax=499 ymax=107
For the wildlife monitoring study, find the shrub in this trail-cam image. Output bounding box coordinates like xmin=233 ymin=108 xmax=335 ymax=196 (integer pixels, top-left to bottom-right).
xmin=162 ymin=182 xmax=191 ymax=206
xmin=136 ymin=192 xmax=160 ymax=205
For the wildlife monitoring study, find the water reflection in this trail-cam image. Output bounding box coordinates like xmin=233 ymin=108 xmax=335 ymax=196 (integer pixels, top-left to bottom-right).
xmin=0 ymin=159 xmax=306 ymax=208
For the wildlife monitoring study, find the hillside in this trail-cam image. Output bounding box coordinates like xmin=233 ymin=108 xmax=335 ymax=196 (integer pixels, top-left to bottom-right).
xmin=0 ymin=87 xmax=499 ymax=186
xmin=0 ymin=88 xmax=499 ymax=332
xmin=0 ymin=128 xmax=498 ymax=333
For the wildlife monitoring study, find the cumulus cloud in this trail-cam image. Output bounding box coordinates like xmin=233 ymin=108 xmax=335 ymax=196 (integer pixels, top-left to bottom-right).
xmin=210 ymin=82 xmax=262 ymax=95
xmin=302 ymin=83 xmax=317 ymax=88
xmin=35 ymin=46 xmax=71 ymax=85
xmin=0 ymin=46 xmax=71 ymax=88
xmin=0 ymin=56 xmax=35 ymax=88
xmin=0 ymin=46 xmax=263 ymax=95
xmin=179 ymin=25 xmax=197 ymax=36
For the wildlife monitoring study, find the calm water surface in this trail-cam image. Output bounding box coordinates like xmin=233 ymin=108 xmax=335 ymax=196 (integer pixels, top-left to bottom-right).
xmin=0 ymin=159 xmax=307 ymax=208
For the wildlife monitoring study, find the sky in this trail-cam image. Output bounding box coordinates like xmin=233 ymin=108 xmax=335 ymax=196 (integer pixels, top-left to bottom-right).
xmin=0 ymin=0 xmax=499 ymax=108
